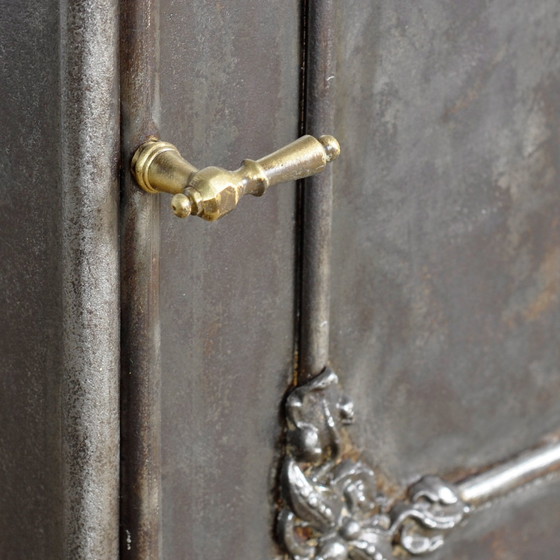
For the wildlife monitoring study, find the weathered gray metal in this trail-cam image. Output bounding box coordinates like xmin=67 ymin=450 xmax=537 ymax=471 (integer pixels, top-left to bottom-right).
xmin=3 ymin=2 xmax=560 ymax=559
xmin=60 ymin=0 xmax=120 ymax=558
xmin=157 ymin=2 xmax=300 ymax=559
xmin=0 ymin=1 xmax=65 ymax=557
xmin=1 ymin=1 xmax=121 ymax=558
xmin=329 ymin=2 xmax=560 ymax=557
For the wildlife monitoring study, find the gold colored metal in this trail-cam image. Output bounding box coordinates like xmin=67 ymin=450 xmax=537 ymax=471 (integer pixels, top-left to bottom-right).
xmin=131 ymin=134 xmax=340 ymax=221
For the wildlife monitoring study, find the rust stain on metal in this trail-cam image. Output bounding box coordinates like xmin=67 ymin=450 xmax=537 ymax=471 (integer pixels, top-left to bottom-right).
xmin=488 ymin=528 xmax=510 ymax=559
xmin=443 ymin=46 xmax=506 ymax=120
xmin=203 ymin=320 xmax=222 ymax=357
xmin=523 ymin=246 xmax=560 ymax=321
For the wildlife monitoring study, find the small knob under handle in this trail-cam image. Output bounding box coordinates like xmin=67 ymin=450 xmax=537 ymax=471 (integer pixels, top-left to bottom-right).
xmin=131 ymin=135 xmax=340 ymax=221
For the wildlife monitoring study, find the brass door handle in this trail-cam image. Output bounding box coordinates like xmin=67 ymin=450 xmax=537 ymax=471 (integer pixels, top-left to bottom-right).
xmin=131 ymin=134 xmax=340 ymax=221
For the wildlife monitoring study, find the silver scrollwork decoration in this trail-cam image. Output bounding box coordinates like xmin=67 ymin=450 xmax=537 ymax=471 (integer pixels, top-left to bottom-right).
xmin=277 ymin=368 xmax=470 ymax=560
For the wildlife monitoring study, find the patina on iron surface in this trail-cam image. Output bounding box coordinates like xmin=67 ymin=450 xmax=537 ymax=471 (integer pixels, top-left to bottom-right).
xmin=278 ymin=368 xmax=469 ymax=559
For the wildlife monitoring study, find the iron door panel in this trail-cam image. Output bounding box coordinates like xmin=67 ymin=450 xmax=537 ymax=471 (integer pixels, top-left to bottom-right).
xmin=158 ymin=2 xmax=300 ymax=559
xmin=330 ymin=2 xmax=560 ymax=558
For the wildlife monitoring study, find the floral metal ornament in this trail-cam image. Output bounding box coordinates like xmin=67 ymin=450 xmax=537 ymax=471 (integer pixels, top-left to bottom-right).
xmin=277 ymin=368 xmax=469 ymax=560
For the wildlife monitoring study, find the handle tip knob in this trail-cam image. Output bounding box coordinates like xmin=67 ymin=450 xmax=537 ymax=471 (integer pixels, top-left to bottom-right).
xmin=318 ymin=135 xmax=341 ymax=162
xmin=171 ymin=193 xmax=192 ymax=218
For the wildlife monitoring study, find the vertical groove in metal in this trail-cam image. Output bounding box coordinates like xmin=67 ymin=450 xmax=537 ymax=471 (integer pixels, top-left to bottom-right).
xmin=60 ymin=0 xmax=120 ymax=558
xmin=120 ymin=0 xmax=162 ymax=558
xmin=298 ymin=0 xmax=337 ymax=383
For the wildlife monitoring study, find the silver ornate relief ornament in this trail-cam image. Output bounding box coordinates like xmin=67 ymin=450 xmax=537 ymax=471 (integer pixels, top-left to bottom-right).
xmin=277 ymin=368 xmax=470 ymax=560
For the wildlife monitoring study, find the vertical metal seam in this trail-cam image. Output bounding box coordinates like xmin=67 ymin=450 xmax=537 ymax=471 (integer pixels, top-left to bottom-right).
xmin=297 ymin=0 xmax=337 ymax=383
xmin=292 ymin=0 xmax=309 ymax=387
xmin=119 ymin=0 xmax=162 ymax=558
xmin=60 ymin=0 xmax=121 ymax=558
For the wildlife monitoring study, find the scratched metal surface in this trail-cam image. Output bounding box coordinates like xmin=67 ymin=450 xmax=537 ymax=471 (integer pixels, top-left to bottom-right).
xmin=329 ymin=1 xmax=560 ymax=556
xmin=158 ymin=2 xmax=300 ymax=559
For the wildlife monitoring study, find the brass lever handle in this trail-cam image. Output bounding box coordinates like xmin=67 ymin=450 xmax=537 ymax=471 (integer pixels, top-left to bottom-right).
xmin=131 ymin=134 xmax=340 ymax=221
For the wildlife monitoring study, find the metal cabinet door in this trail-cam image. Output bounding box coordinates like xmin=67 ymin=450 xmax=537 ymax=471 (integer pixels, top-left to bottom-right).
xmin=2 ymin=1 xmax=560 ymax=560
xmin=120 ymin=2 xmax=301 ymax=559
xmin=124 ymin=2 xmax=560 ymax=559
